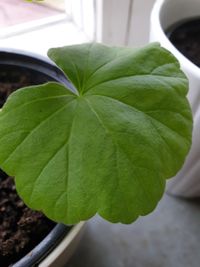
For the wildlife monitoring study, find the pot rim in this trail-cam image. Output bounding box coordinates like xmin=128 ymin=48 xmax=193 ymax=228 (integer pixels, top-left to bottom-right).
xmin=13 ymin=224 xmax=70 ymax=267
xmin=0 ymin=47 xmax=52 ymax=65
xmin=0 ymin=47 xmax=76 ymax=93
xmin=39 ymin=222 xmax=86 ymax=267
xmin=151 ymin=0 xmax=200 ymax=78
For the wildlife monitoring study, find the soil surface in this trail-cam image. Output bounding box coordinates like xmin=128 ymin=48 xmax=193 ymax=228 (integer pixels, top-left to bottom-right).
xmin=0 ymin=69 xmax=56 ymax=266
xmin=167 ymin=17 xmax=200 ymax=68
xmin=0 ymin=174 xmax=55 ymax=267
xmin=0 ymin=70 xmax=31 ymax=107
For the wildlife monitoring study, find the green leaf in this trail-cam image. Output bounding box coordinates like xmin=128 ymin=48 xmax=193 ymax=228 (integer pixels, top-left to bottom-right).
xmin=0 ymin=43 xmax=192 ymax=224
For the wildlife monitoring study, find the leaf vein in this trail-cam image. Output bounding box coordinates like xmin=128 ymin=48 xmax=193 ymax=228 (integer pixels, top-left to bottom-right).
xmin=88 ymin=94 xmax=188 ymax=141
xmin=0 ymin=94 xmax=75 ymax=118
xmin=85 ymin=74 xmax=186 ymax=93
xmin=2 ymin=98 xmax=76 ymax=166
xmin=85 ymin=97 xmax=156 ymax=207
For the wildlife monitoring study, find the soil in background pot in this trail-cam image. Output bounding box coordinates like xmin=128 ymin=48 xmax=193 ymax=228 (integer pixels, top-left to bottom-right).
xmin=167 ymin=17 xmax=200 ymax=68
xmin=0 ymin=68 xmax=56 ymax=267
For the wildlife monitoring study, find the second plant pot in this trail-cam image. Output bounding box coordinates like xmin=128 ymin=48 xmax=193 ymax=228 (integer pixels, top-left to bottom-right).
xmin=150 ymin=0 xmax=200 ymax=197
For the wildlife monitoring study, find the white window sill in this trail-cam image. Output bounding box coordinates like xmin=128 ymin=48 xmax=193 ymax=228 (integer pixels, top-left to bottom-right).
xmin=0 ymin=19 xmax=90 ymax=57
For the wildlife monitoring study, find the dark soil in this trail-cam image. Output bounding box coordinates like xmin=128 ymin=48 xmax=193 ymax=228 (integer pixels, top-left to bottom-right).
xmin=167 ymin=17 xmax=200 ymax=68
xmin=0 ymin=69 xmax=56 ymax=266
xmin=0 ymin=174 xmax=55 ymax=267
xmin=0 ymin=70 xmax=32 ymax=108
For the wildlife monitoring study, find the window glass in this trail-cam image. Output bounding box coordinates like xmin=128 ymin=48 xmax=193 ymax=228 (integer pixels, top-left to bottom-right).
xmin=0 ymin=0 xmax=66 ymax=29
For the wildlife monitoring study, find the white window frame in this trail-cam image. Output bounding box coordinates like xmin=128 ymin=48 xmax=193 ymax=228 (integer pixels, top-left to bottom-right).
xmin=0 ymin=13 xmax=68 ymax=39
xmin=0 ymin=0 xmax=157 ymax=46
xmin=0 ymin=0 xmax=71 ymax=39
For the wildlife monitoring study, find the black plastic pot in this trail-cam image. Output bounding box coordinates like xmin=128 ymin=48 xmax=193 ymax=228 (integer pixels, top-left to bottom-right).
xmin=0 ymin=49 xmax=71 ymax=267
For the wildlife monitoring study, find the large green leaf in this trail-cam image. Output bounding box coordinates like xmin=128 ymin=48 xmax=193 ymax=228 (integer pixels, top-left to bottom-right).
xmin=0 ymin=43 xmax=192 ymax=224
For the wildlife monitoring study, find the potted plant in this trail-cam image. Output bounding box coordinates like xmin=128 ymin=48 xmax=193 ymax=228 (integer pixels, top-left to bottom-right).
xmin=0 ymin=49 xmax=85 ymax=267
xmin=150 ymin=0 xmax=200 ymax=197
xmin=0 ymin=42 xmax=193 ymax=266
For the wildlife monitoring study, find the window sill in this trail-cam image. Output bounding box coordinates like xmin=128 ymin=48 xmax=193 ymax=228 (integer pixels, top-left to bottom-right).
xmin=0 ymin=19 xmax=90 ymax=56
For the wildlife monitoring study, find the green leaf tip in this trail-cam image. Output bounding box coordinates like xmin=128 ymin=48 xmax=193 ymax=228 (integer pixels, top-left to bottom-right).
xmin=0 ymin=43 xmax=193 ymax=224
